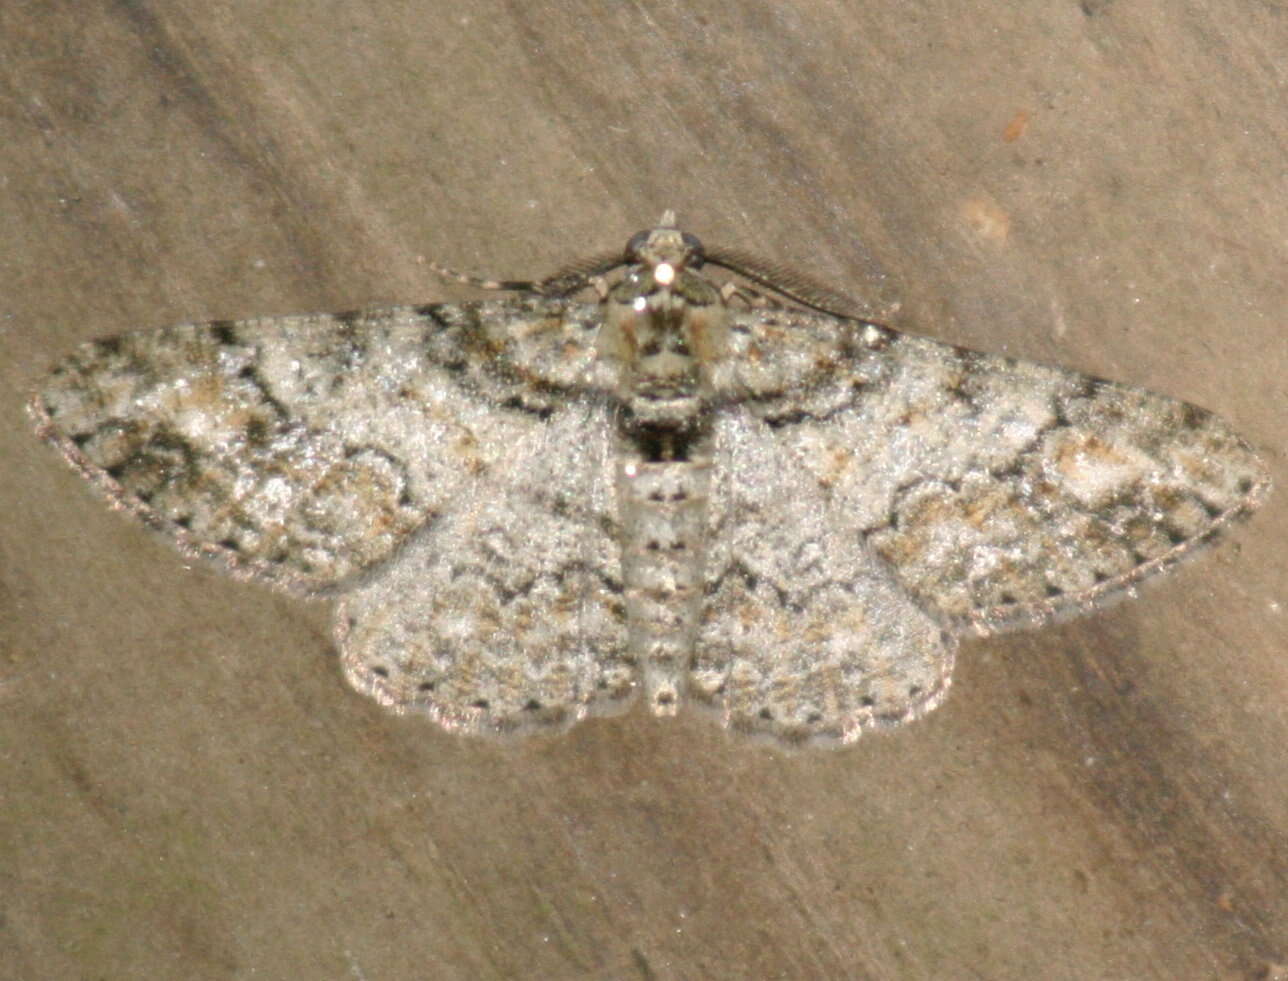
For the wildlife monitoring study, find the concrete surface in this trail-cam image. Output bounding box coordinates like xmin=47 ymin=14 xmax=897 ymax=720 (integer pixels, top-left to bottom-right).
xmin=2 ymin=1 xmax=1285 ymax=978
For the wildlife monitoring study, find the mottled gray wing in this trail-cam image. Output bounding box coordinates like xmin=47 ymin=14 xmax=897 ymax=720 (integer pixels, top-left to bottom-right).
xmin=692 ymin=408 xmax=956 ymax=748
xmin=32 ymin=301 xmax=635 ymax=733
xmin=337 ymin=400 xmax=633 ymax=735
xmin=724 ymin=309 xmax=1270 ymax=636
xmin=30 ymin=300 xmax=602 ymax=593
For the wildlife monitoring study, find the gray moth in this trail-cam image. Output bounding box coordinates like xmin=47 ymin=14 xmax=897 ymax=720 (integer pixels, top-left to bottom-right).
xmin=31 ymin=213 xmax=1270 ymax=747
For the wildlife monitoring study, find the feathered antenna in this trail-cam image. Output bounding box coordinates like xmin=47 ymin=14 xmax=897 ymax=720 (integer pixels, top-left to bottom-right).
xmin=702 ymin=245 xmax=897 ymax=323
xmin=429 ymin=213 xmax=899 ymax=322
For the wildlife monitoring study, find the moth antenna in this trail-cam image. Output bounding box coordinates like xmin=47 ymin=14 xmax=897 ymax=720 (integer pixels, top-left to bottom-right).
xmin=703 ymin=246 xmax=898 ymax=322
xmin=534 ymin=249 xmax=633 ymax=297
xmin=426 ymin=260 xmax=542 ymax=294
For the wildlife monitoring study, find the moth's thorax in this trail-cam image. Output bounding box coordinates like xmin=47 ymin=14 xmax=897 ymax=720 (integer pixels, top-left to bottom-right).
xmin=597 ymin=264 xmax=731 ymax=427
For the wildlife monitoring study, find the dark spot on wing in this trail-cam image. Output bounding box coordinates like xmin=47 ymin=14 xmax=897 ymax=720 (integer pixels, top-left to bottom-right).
xmin=209 ymin=321 xmax=238 ymax=346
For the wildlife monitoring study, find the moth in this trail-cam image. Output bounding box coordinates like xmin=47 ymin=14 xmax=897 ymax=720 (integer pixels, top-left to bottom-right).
xmin=31 ymin=213 xmax=1269 ymax=747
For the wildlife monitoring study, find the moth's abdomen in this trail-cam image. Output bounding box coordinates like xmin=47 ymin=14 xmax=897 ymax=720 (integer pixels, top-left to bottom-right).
xmin=616 ymin=452 xmax=712 ymax=714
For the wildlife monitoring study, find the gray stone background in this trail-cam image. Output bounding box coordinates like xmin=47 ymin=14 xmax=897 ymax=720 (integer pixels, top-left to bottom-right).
xmin=2 ymin=1 xmax=1285 ymax=978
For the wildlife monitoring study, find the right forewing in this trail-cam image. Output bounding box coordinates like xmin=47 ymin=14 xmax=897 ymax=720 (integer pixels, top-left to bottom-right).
xmin=735 ymin=311 xmax=1269 ymax=635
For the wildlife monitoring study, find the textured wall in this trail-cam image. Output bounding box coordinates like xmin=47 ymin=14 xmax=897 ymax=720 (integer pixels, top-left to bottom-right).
xmin=3 ymin=1 xmax=1285 ymax=977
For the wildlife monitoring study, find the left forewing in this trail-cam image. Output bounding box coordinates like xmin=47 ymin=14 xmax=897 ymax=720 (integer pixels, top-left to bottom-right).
xmin=29 ymin=301 xmax=601 ymax=593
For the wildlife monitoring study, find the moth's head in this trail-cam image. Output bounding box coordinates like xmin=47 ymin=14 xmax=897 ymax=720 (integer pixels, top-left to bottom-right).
xmin=623 ymin=211 xmax=705 ymax=286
